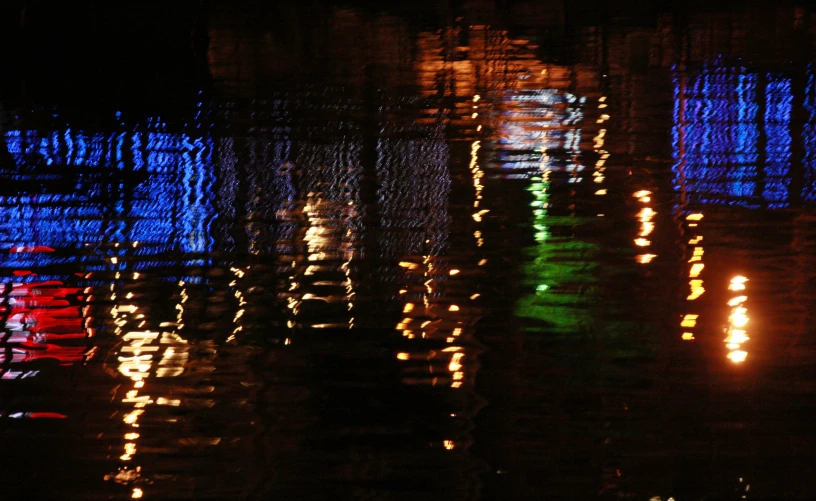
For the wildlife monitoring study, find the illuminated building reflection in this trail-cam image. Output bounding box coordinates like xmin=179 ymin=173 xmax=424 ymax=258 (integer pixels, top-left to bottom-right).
xmin=285 ymin=139 xmax=364 ymax=333
xmin=673 ymin=63 xmax=802 ymax=209
xmin=507 ymin=84 xmax=594 ymax=327
xmin=1 ymin=113 xmax=220 ymax=496
xmin=672 ymin=62 xmax=781 ymax=362
xmin=384 ymin=126 xmax=456 ymax=387
xmin=2 ymin=123 xmax=217 ymax=258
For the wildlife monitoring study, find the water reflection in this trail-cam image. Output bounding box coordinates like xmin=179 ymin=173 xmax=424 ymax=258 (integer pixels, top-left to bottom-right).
xmin=3 ymin=4 xmax=816 ymax=500
xmin=725 ymin=276 xmax=750 ymax=363
xmin=2 ymin=124 xmax=216 ymax=258
xmin=510 ymin=83 xmax=595 ymax=329
xmin=681 ymin=212 xmax=706 ymax=341
xmin=671 ymin=62 xmax=813 ymax=209
xmin=1 ymin=277 xmax=89 ymax=383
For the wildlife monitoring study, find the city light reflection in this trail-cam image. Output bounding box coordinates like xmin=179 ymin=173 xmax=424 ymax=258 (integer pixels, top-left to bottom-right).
xmin=726 ymin=276 xmax=750 ymax=364
xmin=634 ymin=192 xmax=656 ymax=263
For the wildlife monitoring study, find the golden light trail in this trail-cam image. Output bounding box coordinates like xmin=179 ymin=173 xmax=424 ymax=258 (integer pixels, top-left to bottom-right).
xmin=681 ymin=211 xmax=705 ymax=341
xmin=633 ymin=191 xmax=656 ymax=263
xmin=725 ymin=276 xmax=750 ymax=364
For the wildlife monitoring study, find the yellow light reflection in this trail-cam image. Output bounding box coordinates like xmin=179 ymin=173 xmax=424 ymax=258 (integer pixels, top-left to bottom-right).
xmin=729 ymin=276 xmax=748 ymax=291
xmin=634 ymin=193 xmax=656 ymax=258
xmin=725 ymin=330 xmax=749 ymax=344
xmin=639 ymin=222 xmax=655 ymax=237
xmin=682 ymin=332 xmax=695 ymax=341
xmin=725 ymin=277 xmax=750 ymax=364
xmin=123 ymin=410 xmax=144 ymax=426
xmin=730 ymin=309 xmax=749 ymax=328
xmin=132 ymin=488 xmax=144 ymax=499
xmin=681 ymin=314 xmax=698 ymax=328
xmin=636 ymin=254 xmax=656 ymax=264
xmin=449 ymin=353 xmax=464 ymax=372
xmin=687 ymin=286 xmax=705 ymax=301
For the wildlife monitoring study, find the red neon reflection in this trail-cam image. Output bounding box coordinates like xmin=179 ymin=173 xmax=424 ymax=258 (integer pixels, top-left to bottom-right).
xmin=9 ymin=246 xmax=55 ymax=253
xmin=3 ymin=278 xmax=91 ymax=366
xmin=27 ymin=412 xmax=68 ymax=419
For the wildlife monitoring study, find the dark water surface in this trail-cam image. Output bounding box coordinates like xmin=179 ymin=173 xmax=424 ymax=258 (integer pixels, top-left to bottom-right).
xmin=1 ymin=4 xmax=816 ymax=500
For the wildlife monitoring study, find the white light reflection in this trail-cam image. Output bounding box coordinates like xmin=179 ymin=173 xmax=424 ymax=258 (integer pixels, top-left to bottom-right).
xmin=106 ymin=273 xmax=193 ymax=493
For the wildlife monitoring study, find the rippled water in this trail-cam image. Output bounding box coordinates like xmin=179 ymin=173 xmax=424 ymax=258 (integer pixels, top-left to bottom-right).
xmin=2 ymin=4 xmax=816 ymax=500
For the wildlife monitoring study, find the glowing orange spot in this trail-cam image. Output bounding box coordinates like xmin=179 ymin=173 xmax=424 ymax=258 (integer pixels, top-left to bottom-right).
xmin=728 ymin=350 xmax=748 ymax=363
xmin=725 ymin=329 xmax=749 ymax=344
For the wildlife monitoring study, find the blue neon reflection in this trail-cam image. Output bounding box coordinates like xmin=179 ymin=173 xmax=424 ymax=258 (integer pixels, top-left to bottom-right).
xmin=673 ymin=63 xmax=802 ymax=209
xmin=673 ymin=64 xmax=760 ymax=208
xmin=764 ymin=74 xmax=793 ymax=209
xmin=804 ymin=66 xmax=816 ymax=203
xmin=1 ymin=126 xmax=216 ymax=269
